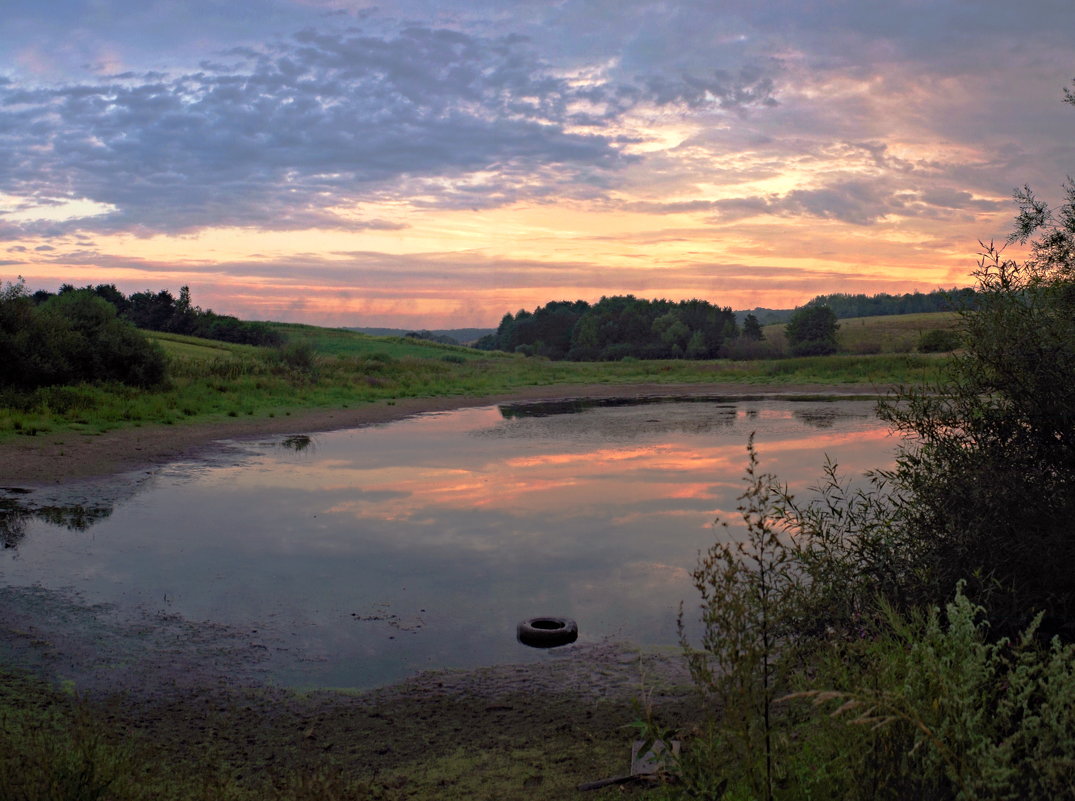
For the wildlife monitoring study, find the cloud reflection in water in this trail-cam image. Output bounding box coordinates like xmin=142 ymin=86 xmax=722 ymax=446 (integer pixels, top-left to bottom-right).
xmin=2 ymin=399 xmax=894 ymax=688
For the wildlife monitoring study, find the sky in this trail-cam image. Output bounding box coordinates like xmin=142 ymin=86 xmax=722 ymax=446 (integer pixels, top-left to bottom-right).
xmin=1 ymin=1 xmax=1073 ymax=329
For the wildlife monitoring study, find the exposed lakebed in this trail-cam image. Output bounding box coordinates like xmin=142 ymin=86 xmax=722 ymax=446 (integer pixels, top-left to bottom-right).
xmin=1 ymin=396 xmax=895 ymax=692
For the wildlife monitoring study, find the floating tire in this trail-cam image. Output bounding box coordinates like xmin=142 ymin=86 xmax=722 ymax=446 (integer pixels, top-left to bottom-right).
xmin=517 ymin=616 xmax=578 ymax=648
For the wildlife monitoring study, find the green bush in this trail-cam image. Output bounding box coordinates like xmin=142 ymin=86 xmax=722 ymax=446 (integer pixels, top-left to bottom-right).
xmin=918 ymin=328 xmax=961 ymax=353
xmin=790 ymin=587 xmax=1075 ymax=801
xmin=1 ymin=283 xmax=166 ymax=389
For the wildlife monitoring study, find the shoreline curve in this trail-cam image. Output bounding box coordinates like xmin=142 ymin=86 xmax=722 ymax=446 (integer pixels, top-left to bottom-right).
xmin=0 ymin=381 xmax=889 ymax=486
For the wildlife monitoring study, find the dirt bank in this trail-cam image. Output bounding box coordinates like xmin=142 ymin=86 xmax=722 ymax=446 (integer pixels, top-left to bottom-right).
xmin=0 ymin=381 xmax=887 ymax=485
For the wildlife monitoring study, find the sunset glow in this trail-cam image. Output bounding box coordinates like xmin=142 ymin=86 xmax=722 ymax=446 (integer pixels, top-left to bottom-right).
xmin=2 ymin=2 xmax=1071 ymax=328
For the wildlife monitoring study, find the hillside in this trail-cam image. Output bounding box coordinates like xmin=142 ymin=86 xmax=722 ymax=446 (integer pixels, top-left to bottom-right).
xmin=762 ymin=310 xmax=961 ymax=354
xmin=346 ymin=326 xmax=495 ymax=344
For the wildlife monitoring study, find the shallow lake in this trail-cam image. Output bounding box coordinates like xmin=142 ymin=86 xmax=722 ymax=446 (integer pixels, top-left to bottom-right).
xmin=1 ymin=397 xmax=896 ymax=689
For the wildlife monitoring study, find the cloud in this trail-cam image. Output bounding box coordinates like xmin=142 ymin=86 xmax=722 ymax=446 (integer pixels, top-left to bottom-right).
xmin=0 ymin=25 xmax=638 ymax=236
xmin=627 ymin=175 xmax=1006 ymax=225
xmin=641 ymin=63 xmax=780 ymax=111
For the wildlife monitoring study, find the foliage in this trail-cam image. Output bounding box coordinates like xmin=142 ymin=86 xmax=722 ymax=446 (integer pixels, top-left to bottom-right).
xmin=677 ymin=438 xmax=806 ymax=801
xmin=35 ymin=283 xmax=284 ymax=348
xmin=917 ymin=328 xmax=961 ymax=353
xmin=719 ymin=337 xmax=785 ymax=360
xmin=476 ymin=295 xmax=740 ymax=360
xmin=742 ymin=313 xmax=765 ymax=341
xmin=1 ymin=282 xmax=166 ymax=390
xmin=404 ymin=329 xmax=460 ymax=345
xmin=785 ymin=305 xmax=839 ymax=356
xmin=789 ymin=587 xmax=1075 ymax=801
xmin=669 ymin=450 xmax=1075 ymax=801
xmin=878 ymin=234 xmax=1075 ymax=634
xmin=804 ymin=287 xmax=977 ymax=320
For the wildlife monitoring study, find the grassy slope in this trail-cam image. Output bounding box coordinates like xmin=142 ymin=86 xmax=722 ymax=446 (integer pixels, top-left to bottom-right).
xmin=0 ymin=319 xmax=951 ymax=441
xmin=763 ymin=310 xmax=960 ymax=352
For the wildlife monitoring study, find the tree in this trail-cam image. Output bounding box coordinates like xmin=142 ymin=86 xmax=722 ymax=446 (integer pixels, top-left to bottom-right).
xmin=784 ymin=305 xmax=839 ymax=355
xmin=868 ymin=81 xmax=1075 ymax=633
xmin=742 ymin=313 xmax=764 ymax=341
xmin=1 ymin=285 xmax=166 ymax=389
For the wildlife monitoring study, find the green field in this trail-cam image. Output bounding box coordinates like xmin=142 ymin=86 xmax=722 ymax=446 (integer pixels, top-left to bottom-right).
xmin=762 ymin=310 xmax=960 ymax=353
xmin=0 ymin=319 xmax=956 ymax=441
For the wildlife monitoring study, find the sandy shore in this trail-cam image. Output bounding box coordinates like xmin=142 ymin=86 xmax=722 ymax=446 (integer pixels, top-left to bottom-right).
xmin=0 ymin=381 xmax=888 ymax=486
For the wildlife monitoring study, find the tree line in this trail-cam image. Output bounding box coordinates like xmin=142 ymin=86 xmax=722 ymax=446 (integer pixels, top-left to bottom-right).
xmin=804 ymin=287 xmax=976 ymax=319
xmin=1 ymin=281 xmax=285 ymax=391
xmin=474 ymin=295 xmax=763 ymax=361
xmin=1 ymin=282 xmax=167 ymax=390
xmin=31 ymin=284 xmax=284 ymax=348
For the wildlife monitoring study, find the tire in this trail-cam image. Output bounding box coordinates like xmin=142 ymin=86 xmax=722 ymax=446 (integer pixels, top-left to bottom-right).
xmin=517 ymin=617 xmax=578 ymax=648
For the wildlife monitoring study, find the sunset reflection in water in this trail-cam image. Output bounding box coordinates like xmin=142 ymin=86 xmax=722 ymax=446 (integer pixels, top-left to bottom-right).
xmin=2 ymin=398 xmax=897 ymax=688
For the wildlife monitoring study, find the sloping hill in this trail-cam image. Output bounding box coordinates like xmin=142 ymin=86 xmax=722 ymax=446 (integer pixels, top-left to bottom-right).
xmin=763 ymin=311 xmax=961 ymax=353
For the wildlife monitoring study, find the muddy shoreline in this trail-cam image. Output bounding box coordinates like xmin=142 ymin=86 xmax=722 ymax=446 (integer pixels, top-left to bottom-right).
xmin=0 ymin=381 xmax=888 ymax=486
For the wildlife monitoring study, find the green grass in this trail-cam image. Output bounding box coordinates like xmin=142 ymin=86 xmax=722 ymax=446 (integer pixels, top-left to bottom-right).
xmin=0 ymin=325 xmax=950 ymax=441
xmin=145 ymin=331 xmax=262 ymax=361
xmin=763 ymin=311 xmax=961 ymax=354
xmin=269 ymin=322 xmax=488 ymax=361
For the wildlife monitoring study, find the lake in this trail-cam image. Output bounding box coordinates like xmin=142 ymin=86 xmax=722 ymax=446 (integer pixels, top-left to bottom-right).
xmin=0 ymin=396 xmax=896 ymax=689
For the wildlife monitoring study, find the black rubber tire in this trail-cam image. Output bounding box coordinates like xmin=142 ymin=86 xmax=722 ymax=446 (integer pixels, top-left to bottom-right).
xmin=517 ymin=617 xmax=578 ymax=648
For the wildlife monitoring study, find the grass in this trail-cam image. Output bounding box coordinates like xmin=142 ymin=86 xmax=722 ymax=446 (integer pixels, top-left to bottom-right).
xmin=762 ymin=311 xmax=961 ymax=354
xmin=0 ymin=326 xmax=949 ymax=441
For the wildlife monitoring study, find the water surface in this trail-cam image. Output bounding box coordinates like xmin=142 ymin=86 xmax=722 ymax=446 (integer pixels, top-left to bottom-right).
xmin=1 ymin=397 xmax=895 ymax=688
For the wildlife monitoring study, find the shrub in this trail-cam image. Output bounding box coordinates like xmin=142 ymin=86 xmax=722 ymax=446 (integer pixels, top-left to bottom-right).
xmin=676 ymin=438 xmax=807 ymax=801
xmin=272 ymin=341 xmax=318 ymax=375
xmin=791 ymin=586 xmax=1075 ymax=801
xmin=720 ymin=338 xmax=786 ymax=360
xmin=1 ymin=284 xmax=166 ymax=389
xmin=790 ymin=338 xmax=838 ymax=356
xmin=918 ymin=328 xmax=961 ymax=353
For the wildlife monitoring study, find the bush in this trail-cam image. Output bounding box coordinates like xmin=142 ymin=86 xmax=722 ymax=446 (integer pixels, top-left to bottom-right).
xmin=272 ymin=341 xmax=318 ymax=375
xmin=1 ymin=283 xmax=166 ymax=389
xmin=719 ymin=338 xmax=786 ymax=360
xmin=880 ymin=239 xmax=1075 ymax=633
xmin=918 ymin=328 xmax=961 ymax=353
xmin=669 ymin=446 xmax=1075 ymax=801
xmin=676 ymin=438 xmax=808 ymax=801
xmin=791 ymin=587 xmax=1075 ymax=801
xmin=790 ymin=338 xmax=838 ymax=356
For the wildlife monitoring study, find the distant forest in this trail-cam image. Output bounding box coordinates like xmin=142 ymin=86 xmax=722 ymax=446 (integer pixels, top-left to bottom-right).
xmin=474 ymin=288 xmax=973 ymax=360
xmin=474 ymin=295 xmax=748 ymax=361
xmin=803 ymin=287 xmax=977 ymax=319
xmin=740 ymin=287 xmax=976 ymax=326
xmin=31 ymin=283 xmax=283 ymax=347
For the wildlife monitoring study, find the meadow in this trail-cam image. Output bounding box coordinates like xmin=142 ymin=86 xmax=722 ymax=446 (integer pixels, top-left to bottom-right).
xmin=0 ymin=316 xmax=951 ymax=441
xmin=761 ymin=309 xmax=960 ymax=353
